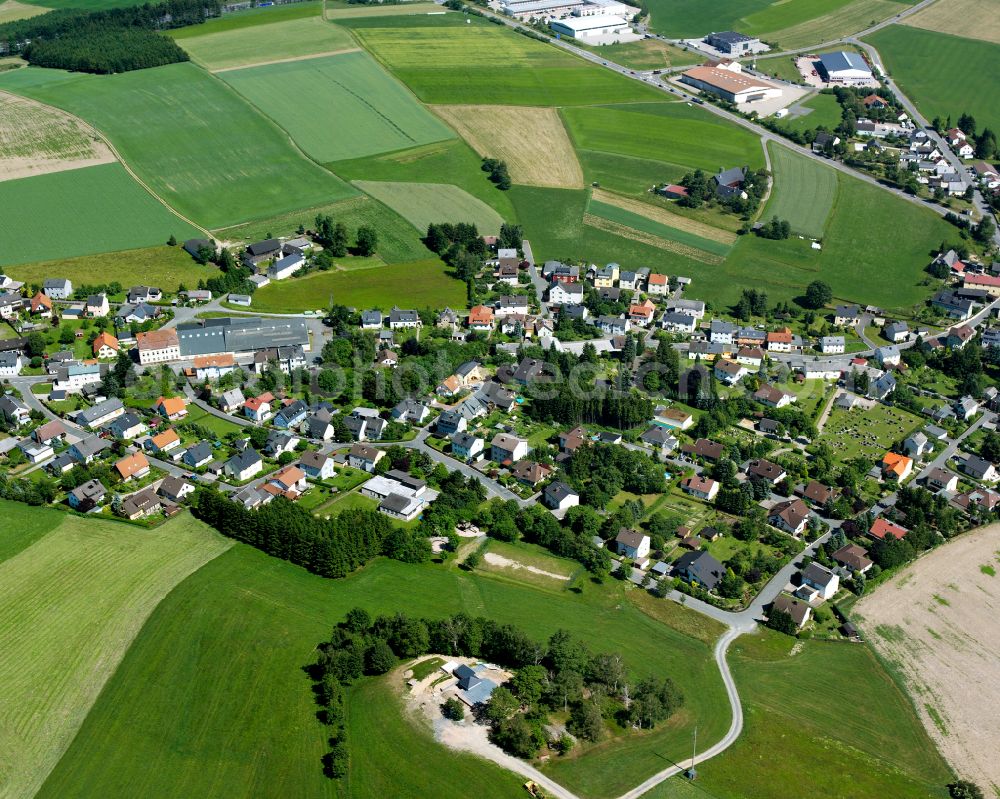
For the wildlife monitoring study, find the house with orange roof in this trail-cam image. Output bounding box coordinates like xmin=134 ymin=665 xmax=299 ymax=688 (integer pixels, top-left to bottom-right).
xmin=146 ymin=428 xmax=181 ymax=454
xmin=154 ymin=396 xmax=188 ymax=421
xmin=468 ymin=305 xmax=495 ymax=332
xmin=189 ymin=353 xmax=235 ymax=381
xmin=269 ymin=464 xmax=308 ymax=496
xmin=647 ymin=273 xmax=669 ymax=296
xmin=628 ymin=298 xmax=656 ymax=326
xmin=880 ymin=451 xmax=913 ymax=481
xmin=766 ymin=327 xmax=795 ymax=352
xmin=92 ymin=332 xmax=119 ymax=360
xmin=136 ymin=328 xmax=180 ymax=365
xmin=115 ymin=451 xmax=150 ymax=482
xmin=244 ymin=394 xmax=273 ymax=422
xmin=862 ymin=93 xmax=888 ymax=108
xmin=30 ymin=292 xmax=53 ymax=317
xmin=869 ymin=517 xmax=909 ymax=541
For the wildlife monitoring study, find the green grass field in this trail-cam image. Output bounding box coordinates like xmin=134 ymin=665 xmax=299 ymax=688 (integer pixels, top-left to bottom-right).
xmin=331 ymin=139 xmax=518 ymax=220
xmin=574 ymin=37 xmax=700 ymax=70
xmin=0 ymin=1 xmax=48 ymax=23
xmin=767 ymin=0 xmax=912 ymax=48
xmin=346 ymin=14 xmax=660 ymax=106
xmin=250 ymin=257 xmax=466 ymax=312
xmin=764 ymin=142 xmax=838 ymax=237
xmin=0 ymin=499 xmax=63 ymax=563
xmin=0 ymin=512 xmax=231 ymax=799
xmin=176 ymin=14 xmax=356 ymax=71
xmin=775 ymin=92 xmax=843 ymax=133
xmin=183 ymin=406 xmax=244 ymax=438
xmin=561 ymin=104 xmax=766 ymax=176
xmin=324 ymin=1 xmax=442 ymax=18
xmin=170 ymin=1 xmax=323 ymax=38
xmin=866 ymin=25 xmax=1000 ymax=133
xmin=712 ymin=173 xmax=954 ymax=310
xmin=38 ymin=544 xmax=731 ymax=799
xmin=7 ymin=244 xmax=214 ymax=292
xmin=0 ymin=164 xmax=201 ymax=267
xmin=665 ymin=630 xmax=953 ymax=799
xmin=221 ymin=50 xmax=454 ymax=162
xmin=0 ymin=63 xmax=357 ymax=229
xmin=354 ymin=180 xmax=505 ymax=234
xmin=19 ymin=0 xmax=153 ymax=7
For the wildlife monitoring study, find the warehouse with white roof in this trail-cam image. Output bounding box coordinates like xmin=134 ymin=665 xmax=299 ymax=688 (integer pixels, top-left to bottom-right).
xmin=816 ymin=51 xmax=873 ymax=85
xmin=549 ymin=14 xmax=637 ymax=43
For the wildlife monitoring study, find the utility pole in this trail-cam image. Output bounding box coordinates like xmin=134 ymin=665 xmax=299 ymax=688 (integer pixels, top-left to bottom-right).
xmin=686 ymin=725 xmax=698 ymax=780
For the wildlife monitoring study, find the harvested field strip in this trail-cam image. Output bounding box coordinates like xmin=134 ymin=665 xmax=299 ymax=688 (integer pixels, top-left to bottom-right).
xmin=354 ymin=180 xmax=504 ymax=234
xmin=325 ymin=1 xmax=442 ymax=17
xmin=0 ymin=0 xmax=47 ymax=23
xmin=588 ymin=199 xmax=731 ymax=257
xmin=901 ymin=0 xmax=1000 ymax=44
xmin=0 ymin=513 xmax=230 ymax=799
xmin=583 ymin=213 xmax=726 ymax=265
xmin=855 ymin=523 xmax=1000 ymax=791
xmin=0 ymin=90 xmax=113 ymax=182
xmin=591 ymin=187 xmax=736 ymax=244
xmin=432 ymin=104 xmax=583 ymax=189
xmin=765 ymin=0 xmax=910 ymax=48
xmin=211 ymin=47 xmax=360 ymax=72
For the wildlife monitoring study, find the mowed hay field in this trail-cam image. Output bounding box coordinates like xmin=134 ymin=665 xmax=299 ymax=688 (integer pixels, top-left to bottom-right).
xmin=175 ymin=14 xmax=357 ymax=71
xmin=432 ymin=105 xmax=583 ymax=189
xmin=354 ymin=180 xmax=505 ymax=234
xmin=0 ymin=90 xmax=113 ymax=181
xmin=561 ymin=103 xmax=765 ymax=176
xmin=221 ymin=51 xmax=454 ymax=163
xmin=902 ymin=0 xmax=1000 ymax=44
xmin=345 ymin=14 xmax=660 ymax=106
xmin=0 ymin=512 xmax=231 ymax=799
xmin=855 ymin=524 xmax=1000 ymax=792
xmin=250 ymin=257 xmax=467 ymax=312
xmin=324 ymin=1 xmax=441 ymax=18
xmin=760 ymin=0 xmax=912 ymax=48
xmin=38 ymin=545 xmax=730 ymax=799
xmin=0 ymin=0 xmax=47 ymax=23
xmin=866 ymin=26 xmax=1000 ymax=133
xmin=764 ymin=142 xmax=838 ymax=237
xmin=0 ymin=500 xmax=63 ymax=564
xmin=660 ymin=630 xmax=954 ymax=799
xmin=7 ymin=244 xmax=216 ymax=293
xmin=0 ymin=63 xmax=357 ymax=229
xmin=0 ymin=164 xmax=201 ymax=267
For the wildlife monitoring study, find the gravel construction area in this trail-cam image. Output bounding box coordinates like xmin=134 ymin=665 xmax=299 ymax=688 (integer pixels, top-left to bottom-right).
xmin=854 ymin=524 xmax=1000 ymax=793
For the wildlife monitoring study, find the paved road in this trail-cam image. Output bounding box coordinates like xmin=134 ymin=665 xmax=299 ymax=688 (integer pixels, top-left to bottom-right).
xmin=523 ymin=239 xmax=551 ymax=318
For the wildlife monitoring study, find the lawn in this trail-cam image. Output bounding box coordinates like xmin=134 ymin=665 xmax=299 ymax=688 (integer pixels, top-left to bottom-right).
xmin=182 ymin=406 xmax=244 ymax=438
xmin=764 ymin=142 xmax=838 ymax=237
xmin=0 ymin=164 xmax=201 ymax=267
xmin=561 ymin=104 xmax=765 ymax=176
xmin=0 ymin=498 xmax=63 ymax=563
xmin=249 ymin=257 xmax=466 ymax=312
xmin=38 ymin=544 xmax=731 ymax=799
xmin=7 ymin=244 xmax=215 ymax=293
xmin=866 ymin=25 xmax=1000 ymax=133
xmin=0 ymin=512 xmax=231 ymax=799
xmin=212 ymin=195 xmax=428 ymax=265
xmin=353 ymin=180 xmax=505 ymax=234
xmin=330 ymin=138 xmax=518 ymax=221
xmin=0 ymin=63 xmax=357 ymax=229
xmin=176 ymin=15 xmax=356 ymax=71
xmin=711 ymin=172 xmax=955 ymax=310
xmin=818 ymin=401 xmax=924 ymax=461
xmin=346 ymin=14 xmax=661 ymax=106
xmin=656 ymin=629 xmax=953 ymax=799
xmin=774 ymin=92 xmax=843 ymax=134
xmin=221 ymin=51 xmax=455 ymax=162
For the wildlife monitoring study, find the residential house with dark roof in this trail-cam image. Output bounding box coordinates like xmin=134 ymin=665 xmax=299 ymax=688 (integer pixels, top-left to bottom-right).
xmin=768 ymin=498 xmax=810 ymax=535
xmin=673 ymin=550 xmax=725 ymax=591
xmin=543 ymin=480 xmax=579 ymax=511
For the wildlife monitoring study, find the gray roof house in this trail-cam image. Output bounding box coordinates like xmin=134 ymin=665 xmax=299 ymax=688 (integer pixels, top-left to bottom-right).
xmin=713 ymin=167 xmax=747 ymax=198
xmin=673 ymin=550 xmax=725 ymax=591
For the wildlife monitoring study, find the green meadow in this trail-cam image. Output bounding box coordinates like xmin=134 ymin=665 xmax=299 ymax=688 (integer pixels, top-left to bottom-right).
xmin=38 ymin=544 xmax=730 ymax=799
xmin=0 ymin=164 xmax=200 ymax=267
xmin=867 ymin=25 xmax=1000 ymax=133
xmin=764 ymin=142 xmax=838 ymax=237
xmin=561 ymin=104 xmax=766 ymax=175
xmin=249 ymin=258 xmax=467 ymax=312
xmin=353 ymin=180 xmax=505 ymax=234
xmin=169 ymin=1 xmax=323 ymax=37
xmin=221 ymin=50 xmax=454 ymax=162
xmin=587 ymin=199 xmax=732 ymax=258
xmin=346 ymin=14 xmax=660 ymax=106
xmin=0 ymin=63 xmax=357 ymax=228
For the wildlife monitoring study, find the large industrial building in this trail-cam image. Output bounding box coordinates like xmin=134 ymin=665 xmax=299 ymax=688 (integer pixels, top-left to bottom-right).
xmin=503 ymin=0 xmax=634 ymax=20
xmin=816 ymin=51 xmax=873 ymax=85
xmin=703 ymin=31 xmax=766 ymax=55
xmin=176 ymin=316 xmax=310 ymax=358
xmin=549 ymin=14 xmax=636 ymax=42
xmin=679 ymin=63 xmax=783 ymax=104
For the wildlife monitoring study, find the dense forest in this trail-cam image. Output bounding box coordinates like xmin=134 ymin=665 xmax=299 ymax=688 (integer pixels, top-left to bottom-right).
xmin=0 ymin=0 xmax=223 ymax=73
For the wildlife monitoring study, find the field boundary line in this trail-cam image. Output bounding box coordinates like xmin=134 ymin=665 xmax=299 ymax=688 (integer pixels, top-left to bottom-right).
xmin=591 ymin=187 xmax=737 ymax=244
xmin=210 ymin=47 xmax=362 ymax=73
xmin=0 ymin=90 xmax=213 ymax=238
xmin=583 ymin=212 xmax=725 ymax=264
